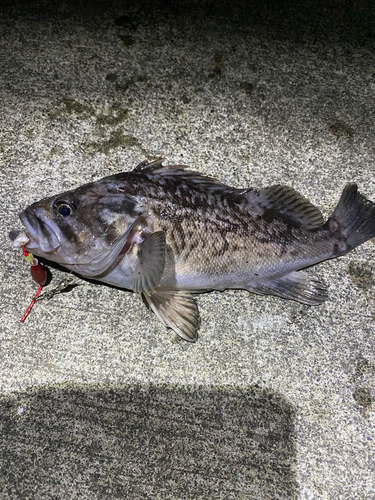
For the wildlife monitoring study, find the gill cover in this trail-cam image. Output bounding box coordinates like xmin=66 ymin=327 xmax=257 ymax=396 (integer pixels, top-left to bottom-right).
xmin=70 ymin=215 xmax=146 ymax=277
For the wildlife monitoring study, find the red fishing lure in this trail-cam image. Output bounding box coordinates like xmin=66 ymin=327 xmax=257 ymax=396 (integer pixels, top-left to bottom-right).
xmin=20 ymin=245 xmax=47 ymax=322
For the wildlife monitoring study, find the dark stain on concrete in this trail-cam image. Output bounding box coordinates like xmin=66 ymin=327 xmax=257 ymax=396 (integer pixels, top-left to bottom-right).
xmin=346 ymin=262 xmax=374 ymax=291
xmin=85 ymin=129 xmax=148 ymax=156
xmin=119 ymin=34 xmax=134 ymax=46
xmin=105 ymin=73 xmax=118 ymax=82
xmin=96 ymin=105 xmax=129 ymax=126
xmin=327 ymin=121 xmax=354 ymax=138
xmin=113 ymin=75 xmax=150 ymax=94
xmin=352 ymin=358 xmax=375 ymax=381
xmin=352 ymin=386 xmax=373 ymax=417
xmin=51 ymin=98 xmax=129 ymax=127
xmin=208 ymin=53 xmax=224 ymax=78
xmin=114 ymin=10 xmax=142 ymax=31
xmin=240 ymin=82 xmax=255 ymax=96
xmin=60 ymin=97 xmax=95 ymax=117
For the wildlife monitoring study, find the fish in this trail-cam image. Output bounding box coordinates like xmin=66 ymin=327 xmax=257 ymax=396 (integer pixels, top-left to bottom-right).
xmin=15 ymin=158 xmax=375 ymax=341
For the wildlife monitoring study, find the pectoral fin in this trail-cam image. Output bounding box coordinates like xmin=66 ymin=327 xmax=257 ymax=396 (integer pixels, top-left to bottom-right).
xmin=131 ymin=231 xmax=166 ymax=294
xmin=142 ymin=287 xmax=200 ymax=341
xmin=249 ymin=271 xmax=328 ymax=305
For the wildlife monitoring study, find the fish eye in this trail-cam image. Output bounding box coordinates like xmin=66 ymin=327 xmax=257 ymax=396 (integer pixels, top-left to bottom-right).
xmin=53 ymin=200 xmax=78 ymax=217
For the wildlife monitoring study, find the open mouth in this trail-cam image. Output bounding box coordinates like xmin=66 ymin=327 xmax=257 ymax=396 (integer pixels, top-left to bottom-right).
xmin=19 ymin=210 xmax=61 ymax=253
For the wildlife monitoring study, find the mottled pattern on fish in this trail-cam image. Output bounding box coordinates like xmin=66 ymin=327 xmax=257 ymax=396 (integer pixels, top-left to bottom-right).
xmin=16 ymin=159 xmax=375 ymax=341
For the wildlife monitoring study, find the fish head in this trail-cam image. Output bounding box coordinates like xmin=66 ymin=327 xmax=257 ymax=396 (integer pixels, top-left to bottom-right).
xmin=19 ymin=179 xmax=144 ymax=277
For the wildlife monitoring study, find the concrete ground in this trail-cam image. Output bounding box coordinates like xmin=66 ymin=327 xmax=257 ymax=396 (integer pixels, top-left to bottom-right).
xmin=1 ymin=1 xmax=374 ymax=498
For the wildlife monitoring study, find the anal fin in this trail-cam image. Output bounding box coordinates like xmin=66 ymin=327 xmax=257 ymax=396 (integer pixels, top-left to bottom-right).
xmin=142 ymin=287 xmax=200 ymax=341
xmin=249 ymin=271 xmax=328 ymax=305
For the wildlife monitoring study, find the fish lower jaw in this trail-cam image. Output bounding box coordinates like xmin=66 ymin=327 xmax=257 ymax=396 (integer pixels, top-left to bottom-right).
xmin=24 ymin=238 xmax=43 ymax=254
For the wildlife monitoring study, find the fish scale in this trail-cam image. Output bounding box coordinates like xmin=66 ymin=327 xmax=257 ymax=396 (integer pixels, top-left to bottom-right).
xmin=14 ymin=158 xmax=375 ymax=341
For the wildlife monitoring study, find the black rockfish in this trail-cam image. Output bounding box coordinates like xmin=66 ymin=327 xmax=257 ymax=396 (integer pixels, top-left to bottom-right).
xmin=17 ymin=159 xmax=375 ymax=341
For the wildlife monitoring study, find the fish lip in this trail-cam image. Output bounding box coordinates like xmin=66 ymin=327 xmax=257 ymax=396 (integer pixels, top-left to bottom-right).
xmin=19 ymin=209 xmax=61 ymax=253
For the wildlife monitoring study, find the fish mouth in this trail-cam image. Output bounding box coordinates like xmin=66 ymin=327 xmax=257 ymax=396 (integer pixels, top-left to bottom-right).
xmin=19 ymin=209 xmax=61 ymax=254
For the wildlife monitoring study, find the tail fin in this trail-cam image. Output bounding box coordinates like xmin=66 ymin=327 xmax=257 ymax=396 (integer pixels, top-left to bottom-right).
xmin=327 ymin=183 xmax=375 ymax=250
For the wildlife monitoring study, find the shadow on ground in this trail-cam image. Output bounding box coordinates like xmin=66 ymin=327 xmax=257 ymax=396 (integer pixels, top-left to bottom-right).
xmin=2 ymin=0 xmax=375 ymax=48
xmin=0 ymin=384 xmax=296 ymax=499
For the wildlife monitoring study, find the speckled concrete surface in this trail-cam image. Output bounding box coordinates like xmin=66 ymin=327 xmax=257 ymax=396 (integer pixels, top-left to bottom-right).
xmin=1 ymin=1 xmax=375 ymax=498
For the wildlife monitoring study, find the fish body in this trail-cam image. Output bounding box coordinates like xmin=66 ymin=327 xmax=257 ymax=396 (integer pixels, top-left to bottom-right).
xmin=17 ymin=159 xmax=375 ymax=341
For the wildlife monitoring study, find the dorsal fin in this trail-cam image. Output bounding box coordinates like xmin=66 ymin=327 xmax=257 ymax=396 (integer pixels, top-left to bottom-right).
xmin=133 ymin=158 xmax=166 ymax=172
xmin=132 ymin=159 xmax=244 ymax=198
xmin=133 ymin=162 xmax=324 ymax=229
xmin=249 ymin=185 xmax=324 ymax=229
